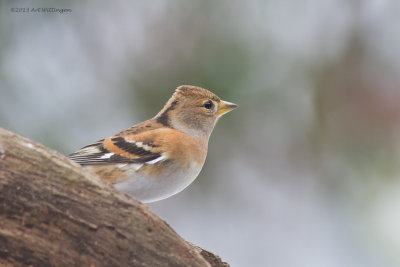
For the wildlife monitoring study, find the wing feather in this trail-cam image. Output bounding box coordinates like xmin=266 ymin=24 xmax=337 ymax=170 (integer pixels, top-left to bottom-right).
xmin=68 ymin=137 xmax=163 ymax=165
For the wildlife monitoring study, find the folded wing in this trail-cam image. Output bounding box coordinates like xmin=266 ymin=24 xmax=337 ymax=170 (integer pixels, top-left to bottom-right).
xmin=68 ymin=137 xmax=164 ymax=165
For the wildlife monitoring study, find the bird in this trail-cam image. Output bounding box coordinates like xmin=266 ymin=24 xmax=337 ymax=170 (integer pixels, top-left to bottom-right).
xmin=68 ymin=85 xmax=238 ymax=203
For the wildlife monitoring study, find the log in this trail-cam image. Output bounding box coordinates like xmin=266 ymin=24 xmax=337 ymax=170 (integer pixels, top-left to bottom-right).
xmin=0 ymin=128 xmax=228 ymax=267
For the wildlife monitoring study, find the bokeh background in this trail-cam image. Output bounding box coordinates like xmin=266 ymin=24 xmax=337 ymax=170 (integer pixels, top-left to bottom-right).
xmin=2 ymin=1 xmax=400 ymax=266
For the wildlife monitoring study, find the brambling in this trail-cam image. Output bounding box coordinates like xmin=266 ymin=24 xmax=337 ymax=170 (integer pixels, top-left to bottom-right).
xmin=68 ymin=85 xmax=238 ymax=203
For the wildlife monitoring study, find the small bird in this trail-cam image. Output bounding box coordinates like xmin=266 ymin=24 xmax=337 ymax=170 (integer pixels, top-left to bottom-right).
xmin=68 ymin=85 xmax=238 ymax=203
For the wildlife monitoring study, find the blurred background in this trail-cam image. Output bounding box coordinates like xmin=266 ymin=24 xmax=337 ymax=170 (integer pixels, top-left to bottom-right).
xmin=1 ymin=0 xmax=400 ymax=266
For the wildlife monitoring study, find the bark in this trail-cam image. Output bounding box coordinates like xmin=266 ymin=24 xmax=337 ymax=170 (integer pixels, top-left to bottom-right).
xmin=0 ymin=128 xmax=229 ymax=267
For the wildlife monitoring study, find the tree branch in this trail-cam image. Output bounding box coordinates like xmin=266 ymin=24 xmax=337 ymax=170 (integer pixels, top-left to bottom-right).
xmin=0 ymin=128 xmax=228 ymax=267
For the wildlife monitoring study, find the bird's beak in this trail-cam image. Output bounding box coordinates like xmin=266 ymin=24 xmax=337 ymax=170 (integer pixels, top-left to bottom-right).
xmin=217 ymin=100 xmax=238 ymax=117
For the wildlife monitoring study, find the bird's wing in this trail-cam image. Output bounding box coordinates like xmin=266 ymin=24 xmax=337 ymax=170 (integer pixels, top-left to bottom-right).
xmin=68 ymin=134 xmax=165 ymax=166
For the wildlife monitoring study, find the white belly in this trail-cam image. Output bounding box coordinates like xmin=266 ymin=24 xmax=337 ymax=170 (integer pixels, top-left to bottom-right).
xmin=115 ymin=162 xmax=203 ymax=203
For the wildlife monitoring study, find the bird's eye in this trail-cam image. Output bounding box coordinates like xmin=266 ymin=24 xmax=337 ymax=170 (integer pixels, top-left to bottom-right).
xmin=203 ymin=101 xmax=213 ymax=109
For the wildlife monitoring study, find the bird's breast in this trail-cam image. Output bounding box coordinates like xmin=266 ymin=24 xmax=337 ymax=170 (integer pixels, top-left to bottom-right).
xmin=114 ymin=159 xmax=204 ymax=203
